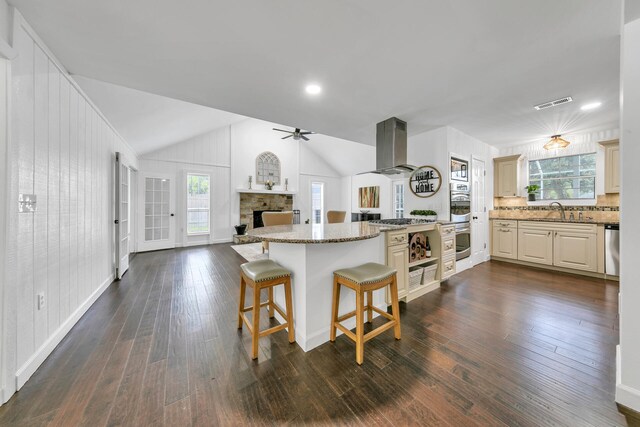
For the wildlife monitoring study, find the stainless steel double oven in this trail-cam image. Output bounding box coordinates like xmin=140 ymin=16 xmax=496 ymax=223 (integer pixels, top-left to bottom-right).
xmin=450 ymin=178 xmax=471 ymax=261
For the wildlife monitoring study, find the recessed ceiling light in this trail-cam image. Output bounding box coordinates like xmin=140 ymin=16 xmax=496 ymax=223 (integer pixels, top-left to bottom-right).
xmin=581 ymin=102 xmax=602 ymax=111
xmin=305 ymin=84 xmax=322 ymax=95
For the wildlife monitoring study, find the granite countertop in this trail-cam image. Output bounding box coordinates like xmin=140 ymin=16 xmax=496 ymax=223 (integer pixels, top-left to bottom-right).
xmin=247 ymin=222 xmax=403 ymax=244
xmin=491 ymin=217 xmax=619 ymax=225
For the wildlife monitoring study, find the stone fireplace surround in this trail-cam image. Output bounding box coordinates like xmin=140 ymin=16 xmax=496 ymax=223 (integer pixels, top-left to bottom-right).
xmin=240 ymin=193 xmax=293 ymax=230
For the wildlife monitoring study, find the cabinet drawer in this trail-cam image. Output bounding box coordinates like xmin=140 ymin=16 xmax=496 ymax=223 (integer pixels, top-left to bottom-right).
xmin=441 ymin=255 xmax=456 ymax=279
xmin=492 ymin=220 xmax=517 ymax=229
xmin=442 ymin=235 xmax=456 ymax=256
xmin=387 ymin=231 xmax=407 ymax=246
xmin=440 ymin=225 xmax=455 ymax=237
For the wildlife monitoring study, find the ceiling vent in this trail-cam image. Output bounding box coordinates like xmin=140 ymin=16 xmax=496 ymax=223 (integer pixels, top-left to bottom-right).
xmin=534 ymin=96 xmax=573 ymax=110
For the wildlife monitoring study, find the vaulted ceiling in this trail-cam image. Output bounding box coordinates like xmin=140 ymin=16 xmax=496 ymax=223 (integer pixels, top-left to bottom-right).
xmin=10 ymin=0 xmax=622 ymax=147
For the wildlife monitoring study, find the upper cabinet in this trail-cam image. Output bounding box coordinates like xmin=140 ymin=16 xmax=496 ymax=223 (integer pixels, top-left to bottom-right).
xmin=600 ymin=139 xmax=620 ymax=194
xmin=494 ymin=155 xmax=522 ymax=197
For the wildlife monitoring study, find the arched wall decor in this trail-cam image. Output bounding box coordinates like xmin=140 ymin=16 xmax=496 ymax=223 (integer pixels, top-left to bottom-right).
xmin=256 ymin=151 xmax=281 ymax=184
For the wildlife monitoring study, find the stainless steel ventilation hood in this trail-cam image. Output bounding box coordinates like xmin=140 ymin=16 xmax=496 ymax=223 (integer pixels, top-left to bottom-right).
xmin=361 ymin=117 xmax=416 ymax=175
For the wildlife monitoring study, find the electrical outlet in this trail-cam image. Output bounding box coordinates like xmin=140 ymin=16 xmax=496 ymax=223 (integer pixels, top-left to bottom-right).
xmin=37 ymin=293 xmax=45 ymax=310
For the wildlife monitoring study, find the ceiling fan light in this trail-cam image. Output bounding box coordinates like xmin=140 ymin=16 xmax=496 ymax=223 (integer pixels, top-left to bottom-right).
xmin=543 ymin=135 xmax=571 ymax=150
xmin=305 ymin=84 xmax=322 ymax=95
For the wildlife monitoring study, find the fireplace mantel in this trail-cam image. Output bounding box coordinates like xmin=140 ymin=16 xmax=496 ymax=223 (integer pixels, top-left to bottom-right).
xmin=236 ymin=188 xmax=297 ymax=195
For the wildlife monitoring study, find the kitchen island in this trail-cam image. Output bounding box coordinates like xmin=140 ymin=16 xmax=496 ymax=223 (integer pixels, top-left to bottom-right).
xmin=248 ymin=222 xmax=398 ymax=351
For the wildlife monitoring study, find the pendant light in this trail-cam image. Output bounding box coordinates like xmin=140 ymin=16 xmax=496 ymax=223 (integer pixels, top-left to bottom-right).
xmin=543 ymin=134 xmax=570 ymax=150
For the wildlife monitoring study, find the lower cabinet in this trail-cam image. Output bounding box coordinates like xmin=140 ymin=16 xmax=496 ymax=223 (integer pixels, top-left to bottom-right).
xmin=386 ymin=242 xmax=409 ymax=300
xmin=518 ymin=228 xmax=553 ymax=265
xmin=515 ymin=221 xmax=598 ymax=272
xmin=491 ymin=221 xmax=518 ymax=259
xmin=553 ymin=230 xmax=597 ymax=272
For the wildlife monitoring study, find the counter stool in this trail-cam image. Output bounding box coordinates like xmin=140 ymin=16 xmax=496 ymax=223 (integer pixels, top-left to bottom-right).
xmin=238 ymin=259 xmax=295 ymax=359
xmin=330 ymin=263 xmax=401 ymax=365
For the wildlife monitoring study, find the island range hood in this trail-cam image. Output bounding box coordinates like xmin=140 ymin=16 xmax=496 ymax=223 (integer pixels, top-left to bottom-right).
xmin=362 ymin=117 xmax=416 ymax=175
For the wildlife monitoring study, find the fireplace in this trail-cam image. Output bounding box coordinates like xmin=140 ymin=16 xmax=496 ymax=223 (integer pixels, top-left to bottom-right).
xmin=239 ymin=192 xmax=294 ymax=230
xmin=253 ymin=210 xmax=281 ymax=228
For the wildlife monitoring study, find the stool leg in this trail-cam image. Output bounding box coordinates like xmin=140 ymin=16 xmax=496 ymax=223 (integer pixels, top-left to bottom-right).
xmin=355 ymin=289 xmax=365 ymax=365
xmin=251 ymin=285 xmax=261 ymax=359
xmin=366 ymin=290 xmax=373 ymax=323
xmin=390 ymin=275 xmax=401 ymax=340
xmin=268 ymin=286 xmax=275 ymax=318
xmin=330 ymin=276 xmax=341 ymax=342
xmin=238 ymin=274 xmax=246 ymax=329
xmin=284 ymin=277 xmax=295 ymax=343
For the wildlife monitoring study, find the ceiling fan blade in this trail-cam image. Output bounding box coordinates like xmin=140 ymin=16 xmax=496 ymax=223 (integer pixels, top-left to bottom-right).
xmin=273 ymin=128 xmax=291 ymax=133
xmin=301 ymin=135 xmax=310 ymax=141
xmin=299 ymin=132 xmax=314 ymax=135
xmin=281 ymin=135 xmax=293 ymax=139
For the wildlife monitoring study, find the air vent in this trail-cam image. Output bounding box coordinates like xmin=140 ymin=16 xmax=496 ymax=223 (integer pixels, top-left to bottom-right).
xmin=534 ymin=96 xmax=573 ymax=110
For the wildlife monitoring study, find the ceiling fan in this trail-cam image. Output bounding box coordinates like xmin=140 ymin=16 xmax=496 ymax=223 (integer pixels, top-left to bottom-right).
xmin=273 ymin=127 xmax=314 ymax=141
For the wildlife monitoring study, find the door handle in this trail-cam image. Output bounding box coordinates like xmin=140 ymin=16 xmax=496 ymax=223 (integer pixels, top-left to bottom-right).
xmin=114 ymin=219 xmax=119 ymax=224
xmin=170 ymin=213 xmax=175 ymax=217
xmin=472 ymin=216 xmax=478 ymax=220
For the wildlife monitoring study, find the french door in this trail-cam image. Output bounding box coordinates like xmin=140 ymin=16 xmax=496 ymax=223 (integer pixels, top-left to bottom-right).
xmin=115 ymin=152 xmax=130 ymax=279
xmin=138 ymin=172 xmax=176 ymax=252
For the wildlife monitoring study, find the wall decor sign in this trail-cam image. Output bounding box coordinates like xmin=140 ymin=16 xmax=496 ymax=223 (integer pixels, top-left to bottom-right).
xmin=359 ymin=186 xmax=380 ymax=208
xmin=451 ymin=157 xmax=468 ymax=182
xmin=409 ymin=165 xmax=442 ymax=198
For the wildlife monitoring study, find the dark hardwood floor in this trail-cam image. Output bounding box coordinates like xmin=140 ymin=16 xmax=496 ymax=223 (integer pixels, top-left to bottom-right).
xmin=0 ymin=244 xmax=635 ymax=426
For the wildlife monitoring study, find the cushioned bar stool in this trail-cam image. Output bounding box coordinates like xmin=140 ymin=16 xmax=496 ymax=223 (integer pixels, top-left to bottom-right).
xmin=330 ymin=263 xmax=401 ymax=365
xmin=238 ymin=259 xmax=295 ymax=359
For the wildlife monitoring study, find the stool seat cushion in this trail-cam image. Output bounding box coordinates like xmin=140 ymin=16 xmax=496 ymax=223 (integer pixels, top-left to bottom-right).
xmin=241 ymin=259 xmax=291 ymax=282
xmin=334 ymin=262 xmax=396 ymax=285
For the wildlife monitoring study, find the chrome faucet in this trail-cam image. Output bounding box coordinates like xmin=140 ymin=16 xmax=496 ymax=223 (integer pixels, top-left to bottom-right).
xmin=549 ymin=202 xmax=566 ymax=220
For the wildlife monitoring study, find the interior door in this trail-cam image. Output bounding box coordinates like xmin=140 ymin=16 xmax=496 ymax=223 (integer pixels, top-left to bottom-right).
xmin=138 ymin=172 xmax=176 ymax=252
xmin=471 ymin=157 xmax=487 ymax=265
xmin=115 ymin=152 xmax=130 ymax=279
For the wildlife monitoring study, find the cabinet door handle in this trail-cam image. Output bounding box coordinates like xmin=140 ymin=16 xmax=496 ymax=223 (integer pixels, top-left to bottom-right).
xmin=547 ymin=231 xmax=551 ymax=237
xmin=555 ymin=231 xmax=558 ymax=237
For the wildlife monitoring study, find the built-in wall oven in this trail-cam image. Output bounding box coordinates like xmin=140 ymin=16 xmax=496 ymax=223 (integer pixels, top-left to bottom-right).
xmin=450 ymin=181 xmax=471 ymax=260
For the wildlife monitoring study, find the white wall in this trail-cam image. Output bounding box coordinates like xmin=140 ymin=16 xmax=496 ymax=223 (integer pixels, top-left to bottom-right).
xmin=140 ymin=126 xmax=232 ymax=245
xmin=498 ymin=127 xmax=620 ymax=204
xmin=298 ymin=143 xmax=343 ymax=223
xmin=0 ymin=57 xmax=8 ymax=404
xmin=617 ymin=11 xmax=640 ymax=412
xmin=2 ymin=11 xmax=138 ymax=403
xmin=350 ymin=174 xmax=394 ymax=219
xmin=0 ymin=0 xmax=9 ymax=44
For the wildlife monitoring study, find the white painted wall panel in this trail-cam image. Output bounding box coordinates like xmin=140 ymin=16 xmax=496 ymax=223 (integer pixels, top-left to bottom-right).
xmin=3 ymin=13 xmax=139 ymax=398
xmin=46 ymin=61 xmax=60 ymax=336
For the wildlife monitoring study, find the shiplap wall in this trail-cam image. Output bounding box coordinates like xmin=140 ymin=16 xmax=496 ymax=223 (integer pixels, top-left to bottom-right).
xmin=2 ymin=12 xmax=138 ymax=399
xmin=140 ymin=125 xmax=232 ymax=246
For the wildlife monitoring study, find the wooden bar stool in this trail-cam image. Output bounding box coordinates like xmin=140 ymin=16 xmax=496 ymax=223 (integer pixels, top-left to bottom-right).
xmin=238 ymin=259 xmax=295 ymax=359
xmin=330 ymin=263 xmax=401 ymax=365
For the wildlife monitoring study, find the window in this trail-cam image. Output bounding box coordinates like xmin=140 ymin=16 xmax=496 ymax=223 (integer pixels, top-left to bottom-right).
xmin=311 ymin=182 xmax=324 ymax=224
xmin=187 ymin=174 xmax=210 ymax=234
xmin=393 ymin=181 xmax=405 ymax=218
xmin=528 ymin=153 xmax=596 ymax=200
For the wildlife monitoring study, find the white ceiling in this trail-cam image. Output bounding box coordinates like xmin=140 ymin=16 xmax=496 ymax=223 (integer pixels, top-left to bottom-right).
xmin=73 ymin=76 xmax=245 ymax=154
xmin=10 ymin=0 xmax=622 ymax=148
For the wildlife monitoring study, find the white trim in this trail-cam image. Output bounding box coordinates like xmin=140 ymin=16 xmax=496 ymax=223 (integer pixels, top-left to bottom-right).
xmin=15 ymin=274 xmax=115 ymax=389
xmin=210 ymin=238 xmax=233 ymax=244
xmin=11 ymin=10 xmax=138 ymax=158
xmin=140 ymin=156 xmax=230 ymax=169
xmin=616 ymin=345 xmax=640 ymax=411
xmin=0 ymin=58 xmax=8 ymax=406
xmin=236 ymin=188 xmax=297 ymax=195
xmin=299 ymin=172 xmax=340 ymax=179
xmin=0 ymin=38 xmax=16 ymax=60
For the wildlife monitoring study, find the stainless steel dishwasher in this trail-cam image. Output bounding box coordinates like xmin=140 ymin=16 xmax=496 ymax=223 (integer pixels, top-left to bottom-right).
xmin=605 ymin=224 xmax=620 ymax=276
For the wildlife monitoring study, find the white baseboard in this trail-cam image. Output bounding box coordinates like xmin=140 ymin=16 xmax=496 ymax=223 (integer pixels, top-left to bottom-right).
xmin=616 ymin=345 xmax=640 ymax=412
xmin=210 ymin=238 xmax=232 ymax=244
xmin=14 ymin=274 xmax=115 ymax=389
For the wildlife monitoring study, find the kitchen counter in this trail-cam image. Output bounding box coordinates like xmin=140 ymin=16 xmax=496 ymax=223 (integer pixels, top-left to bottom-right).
xmin=491 ymin=217 xmax=619 ymax=225
xmin=247 ymin=222 xmax=402 ymax=244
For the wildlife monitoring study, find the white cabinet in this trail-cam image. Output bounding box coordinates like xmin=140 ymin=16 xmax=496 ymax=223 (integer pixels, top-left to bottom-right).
xmin=600 ymin=139 xmax=620 ymax=194
xmin=518 ymin=227 xmax=553 ymax=265
xmin=553 ymin=230 xmax=597 ymax=272
xmin=387 ymin=244 xmax=409 ymax=299
xmin=491 ymin=220 xmax=518 ymax=259
xmin=439 ymin=224 xmax=456 ymax=280
xmin=515 ymin=221 xmax=598 ymax=272
xmin=494 ymin=155 xmax=522 ymax=197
